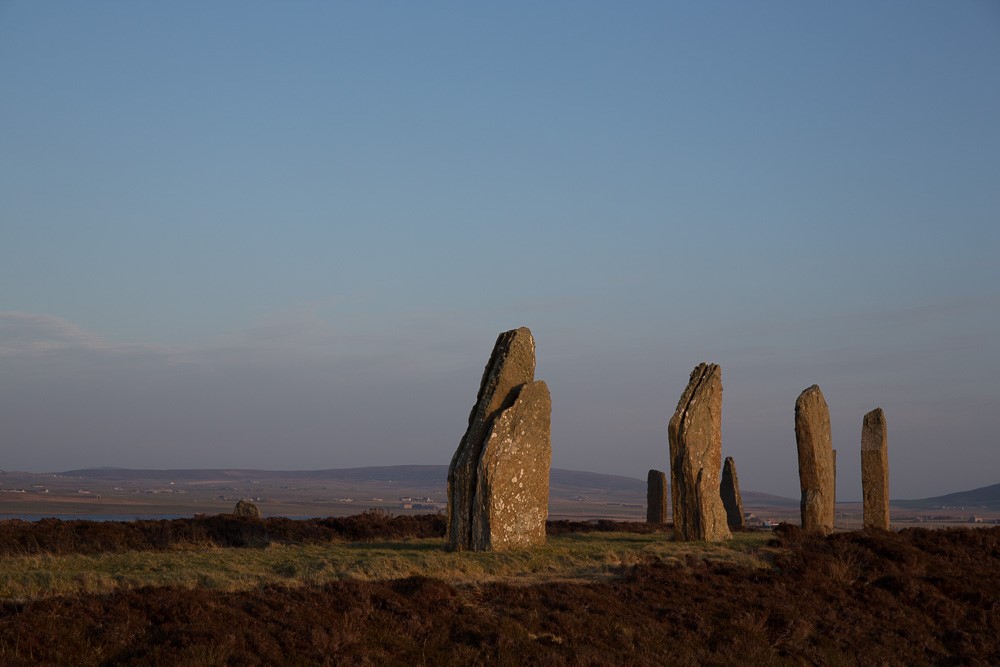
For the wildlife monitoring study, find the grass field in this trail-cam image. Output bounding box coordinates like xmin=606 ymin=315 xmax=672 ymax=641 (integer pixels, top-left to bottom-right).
xmin=1 ymin=523 xmax=998 ymax=665
xmin=0 ymin=531 xmax=776 ymax=601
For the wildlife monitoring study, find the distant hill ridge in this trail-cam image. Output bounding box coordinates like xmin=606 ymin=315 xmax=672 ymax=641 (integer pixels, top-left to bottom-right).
xmin=895 ymin=482 xmax=1000 ymax=510
xmin=59 ymin=465 xmax=645 ymax=490
xmin=51 ymin=467 xmax=1000 ymax=509
xmin=60 ymin=465 xmax=446 ymax=483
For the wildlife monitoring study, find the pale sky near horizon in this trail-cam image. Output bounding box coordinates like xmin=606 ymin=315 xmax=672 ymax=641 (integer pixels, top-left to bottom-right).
xmin=1 ymin=2 xmax=998 ymax=500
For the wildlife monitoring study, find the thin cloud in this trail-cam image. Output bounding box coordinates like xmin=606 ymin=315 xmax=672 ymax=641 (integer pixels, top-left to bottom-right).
xmin=0 ymin=311 xmax=108 ymax=357
xmin=720 ymin=291 xmax=1000 ymax=343
xmin=0 ymin=308 xmax=477 ymax=376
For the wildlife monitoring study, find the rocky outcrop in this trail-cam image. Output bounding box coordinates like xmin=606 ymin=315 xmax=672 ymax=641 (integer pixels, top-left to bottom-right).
xmin=795 ymin=385 xmax=835 ymax=535
xmin=646 ymin=469 xmax=668 ymax=524
xmin=668 ymin=363 xmax=731 ymax=542
xmin=862 ymin=407 xmax=890 ymax=530
xmin=447 ymin=327 xmax=548 ymax=552
xmin=471 ymin=380 xmax=551 ymax=551
xmin=720 ymin=456 xmax=745 ymax=532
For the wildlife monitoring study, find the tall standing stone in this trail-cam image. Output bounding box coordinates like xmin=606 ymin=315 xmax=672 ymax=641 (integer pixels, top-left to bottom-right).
xmin=470 ymin=380 xmax=551 ymax=551
xmin=861 ymin=407 xmax=890 ymax=530
xmin=446 ymin=327 xmax=540 ymax=551
xmin=646 ymin=469 xmax=668 ymax=524
xmin=795 ymin=385 xmax=835 ymax=535
xmin=668 ymin=363 xmax=731 ymax=541
xmin=720 ymin=456 xmax=745 ymax=532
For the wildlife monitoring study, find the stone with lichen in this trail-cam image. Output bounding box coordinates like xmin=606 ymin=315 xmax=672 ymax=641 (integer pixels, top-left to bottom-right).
xmin=234 ymin=499 xmax=261 ymax=519
xmin=861 ymin=407 xmax=890 ymax=530
xmin=795 ymin=385 xmax=835 ymax=535
xmin=447 ymin=327 xmax=549 ymax=552
xmin=668 ymin=363 xmax=731 ymax=542
xmin=471 ymin=380 xmax=551 ymax=551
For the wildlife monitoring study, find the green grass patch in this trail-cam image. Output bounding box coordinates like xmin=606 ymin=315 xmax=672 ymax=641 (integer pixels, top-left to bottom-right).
xmin=0 ymin=532 xmax=776 ymax=601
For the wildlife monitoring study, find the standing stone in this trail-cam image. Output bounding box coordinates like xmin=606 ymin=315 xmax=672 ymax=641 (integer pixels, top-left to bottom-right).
xmin=668 ymin=363 xmax=731 ymax=541
xmin=646 ymin=469 xmax=668 ymax=524
xmin=720 ymin=456 xmax=745 ymax=532
xmin=795 ymin=385 xmax=835 ymax=535
xmin=234 ymin=499 xmax=261 ymax=519
xmin=447 ymin=327 xmax=536 ymax=551
xmin=470 ymin=380 xmax=552 ymax=551
xmin=861 ymin=407 xmax=890 ymax=530
xmin=832 ymin=448 xmax=838 ymax=529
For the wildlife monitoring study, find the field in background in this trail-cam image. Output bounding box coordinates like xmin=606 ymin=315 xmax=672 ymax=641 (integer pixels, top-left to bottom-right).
xmin=5 ymin=466 xmax=996 ymax=527
xmin=0 ymin=466 xmax=701 ymax=521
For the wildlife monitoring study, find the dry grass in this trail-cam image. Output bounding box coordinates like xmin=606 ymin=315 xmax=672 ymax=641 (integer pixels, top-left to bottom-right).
xmin=2 ymin=527 xmax=998 ymax=665
xmin=0 ymin=531 xmax=776 ymax=601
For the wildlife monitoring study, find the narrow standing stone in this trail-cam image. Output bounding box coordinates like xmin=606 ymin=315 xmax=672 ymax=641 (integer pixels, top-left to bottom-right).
xmin=861 ymin=407 xmax=890 ymax=530
xmin=470 ymin=380 xmax=552 ymax=551
xmin=720 ymin=456 xmax=745 ymax=531
xmin=646 ymin=469 xmax=668 ymax=524
xmin=447 ymin=327 xmax=535 ymax=551
xmin=795 ymin=385 xmax=835 ymax=535
xmin=668 ymin=363 xmax=731 ymax=541
xmin=832 ymin=448 xmax=838 ymax=529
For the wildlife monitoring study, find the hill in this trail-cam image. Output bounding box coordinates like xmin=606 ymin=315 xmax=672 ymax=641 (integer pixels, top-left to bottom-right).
xmin=895 ymin=482 xmax=1000 ymax=510
xmin=59 ymin=465 xmax=447 ymax=484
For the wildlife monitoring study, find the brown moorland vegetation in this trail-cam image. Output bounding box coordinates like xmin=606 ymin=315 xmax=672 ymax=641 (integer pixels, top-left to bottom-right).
xmin=0 ymin=519 xmax=998 ymax=664
xmin=0 ymin=513 xmax=672 ymax=556
xmin=0 ymin=511 xmax=446 ymax=555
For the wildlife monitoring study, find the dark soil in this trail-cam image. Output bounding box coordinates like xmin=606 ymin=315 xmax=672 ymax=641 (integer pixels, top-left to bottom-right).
xmin=1 ymin=526 xmax=998 ymax=665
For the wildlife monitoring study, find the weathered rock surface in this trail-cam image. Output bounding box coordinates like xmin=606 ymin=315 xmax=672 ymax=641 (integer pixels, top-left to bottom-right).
xmin=470 ymin=380 xmax=551 ymax=551
xmin=234 ymin=499 xmax=261 ymax=519
xmin=862 ymin=407 xmax=890 ymax=530
xmin=795 ymin=385 xmax=835 ymax=535
xmin=646 ymin=469 xmax=668 ymax=524
xmin=668 ymin=363 xmax=731 ymax=542
xmin=447 ymin=327 xmax=536 ymax=551
xmin=832 ymin=448 xmax=838 ymax=514
xmin=720 ymin=456 xmax=745 ymax=531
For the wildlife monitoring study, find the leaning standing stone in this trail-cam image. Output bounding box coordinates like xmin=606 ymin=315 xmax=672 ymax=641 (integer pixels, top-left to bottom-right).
xmin=795 ymin=385 xmax=835 ymax=535
xmin=668 ymin=363 xmax=731 ymax=541
xmin=861 ymin=407 xmax=890 ymax=530
xmin=720 ymin=456 xmax=745 ymax=531
xmin=447 ymin=327 xmax=536 ymax=551
xmin=646 ymin=469 xmax=668 ymax=524
xmin=470 ymin=380 xmax=552 ymax=551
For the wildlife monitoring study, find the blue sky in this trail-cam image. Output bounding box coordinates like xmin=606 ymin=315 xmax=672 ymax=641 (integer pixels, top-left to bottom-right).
xmin=1 ymin=2 xmax=998 ymax=499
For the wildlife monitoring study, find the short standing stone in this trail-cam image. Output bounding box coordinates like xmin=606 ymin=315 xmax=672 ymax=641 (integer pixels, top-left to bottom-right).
xmin=795 ymin=385 xmax=835 ymax=535
xmin=470 ymin=380 xmax=552 ymax=551
xmin=720 ymin=456 xmax=745 ymax=531
xmin=234 ymin=499 xmax=261 ymax=519
xmin=447 ymin=327 xmax=536 ymax=551
xmin=668 ymin=363 xmax=731 ymax=541
xmin=861 ymin=407 xmax=890 ymax=530
xmin=646 ymin=469 xmax=668 ymax=524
